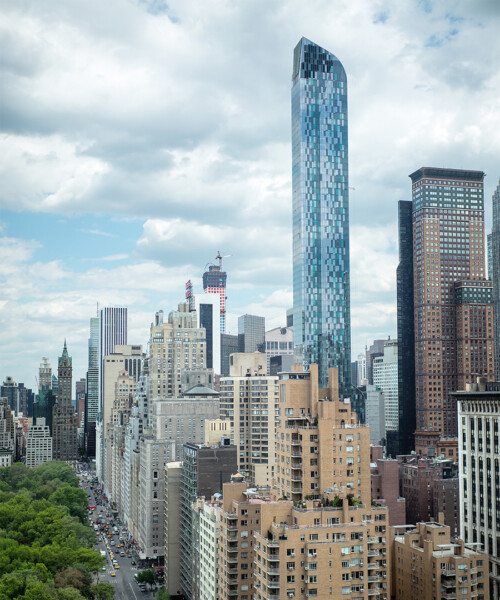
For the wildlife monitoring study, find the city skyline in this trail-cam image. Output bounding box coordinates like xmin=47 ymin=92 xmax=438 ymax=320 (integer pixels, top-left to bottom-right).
xmin=1 ymin=0 xmax=499 ymax=389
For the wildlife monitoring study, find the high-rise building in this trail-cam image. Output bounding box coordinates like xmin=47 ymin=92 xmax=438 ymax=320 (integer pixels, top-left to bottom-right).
xmin=149 ymin=305 xmax=206 ymax=399
xmin=365 ymin=339 xmax=386 ymax=385
xmin=491 ymin=179 xmax=500 ymax=381
xmin=356 ymin=351 xmax=367 ymax=386
xmin=51 ymin=374 xmax=58 ymax=397
xmin=85 ymin=316 xmax=99 ymax=456
xmin=17 ymin=383 xmax=34 ymax=418
xmin=373 ymin=339 xmax=398 ymax=432
xmin=264 ymin=326 xmax=294 ymax=374
xmin=396 ymin=200 xmax=416 ymax=455
xmin=237 ymin=314 xmax=265 ymax=353
xmin=274 ymin=364 xmax=371 ymax=502
xmin=389 ymin=518 xmax=490 ymax=600
xmin=180 ymin=440 xmax=237 ymax=600
xmin=251 ymin=365 xmax=390 ymax=600
xmin=1 ymin=377 xmax=20 ymax=415
xmin=52 ymin=341 xmax=78 ymax=462
xmin=164 ymin=461 xmax=183 ymax=597
xmin=202 ymin=252 xmax=227 ymax=333
xmin=33 ymin=385 xmax=56 ymax=434
xmin=26 ymin=417 xmax=52 ymax=468
xmin=39 ymin=357 xmax=52 ymax=390
xmin=220 ymin=333 xmax=238 ymax=376
xmin=454 ymin=378 xmax=500 ymax=600
xmin=98 ymin=344 xmax=143 ymax=492
xmin=403 ymin=167 xmax=494 ymax=455
xmin=192 ymin=291 xmax=221 ymax=373
xmin=365 ymin=384 xmax=386 ymax=445
xmin=292 ymin=37 xmax=351 ymax=392
xmin=216 ymin=478 xmax=271 ymax=600
xmin=98 ymin=306 xmax=127 ymax=425
xmin=0 ymin=397 xmax=15 ymax=467
xmin=75 ymin=377 xmax=86 ymax=426
xmin=220 ymin=353 xmax=279 ymax=485
xmin=454 ymin=280 xmax=495 ymax=391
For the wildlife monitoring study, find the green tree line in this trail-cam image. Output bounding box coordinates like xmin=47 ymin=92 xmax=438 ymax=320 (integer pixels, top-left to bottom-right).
xmin=0 ymin=462 xmax=114 ymax=600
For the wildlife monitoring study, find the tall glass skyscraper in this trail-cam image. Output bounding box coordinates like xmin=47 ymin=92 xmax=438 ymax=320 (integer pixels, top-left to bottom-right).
xmin=292 ymin=37 xmax=351 ymax=392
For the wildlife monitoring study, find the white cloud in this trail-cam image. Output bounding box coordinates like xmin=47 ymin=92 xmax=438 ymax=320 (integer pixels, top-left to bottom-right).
xmin=1 ymin=0 xmax=499 ymax=386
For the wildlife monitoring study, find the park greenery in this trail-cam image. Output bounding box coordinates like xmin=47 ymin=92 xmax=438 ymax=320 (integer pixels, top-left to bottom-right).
xmin=0 ymin=461 xmax=113 ymax=600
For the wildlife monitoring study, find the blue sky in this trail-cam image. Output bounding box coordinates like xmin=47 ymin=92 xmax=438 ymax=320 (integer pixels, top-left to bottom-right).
xmin=1 ymin=0 xmax=499 ymax=391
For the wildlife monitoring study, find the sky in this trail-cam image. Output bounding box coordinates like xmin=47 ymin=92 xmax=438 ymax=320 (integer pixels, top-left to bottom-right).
xmin=1 ymin=0 xmax=500 ymax=392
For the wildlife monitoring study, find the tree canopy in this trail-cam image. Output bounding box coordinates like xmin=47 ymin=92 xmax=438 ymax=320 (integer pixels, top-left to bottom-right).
xmin=0 ymin=462 xmax=105 ymax=600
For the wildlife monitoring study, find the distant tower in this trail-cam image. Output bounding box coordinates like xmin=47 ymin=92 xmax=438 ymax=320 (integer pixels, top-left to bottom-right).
xmin=39 ymin=358 xmax=52 ymax=390
xmin=203 ymin=252 xmax=227 ymax=333
xmin=52 ymin=340 xmax=78 ymax=462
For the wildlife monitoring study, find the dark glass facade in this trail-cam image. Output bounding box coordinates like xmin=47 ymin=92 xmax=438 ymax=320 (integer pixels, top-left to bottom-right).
xmin=396 ymin=200 xmax=415 ymax=455
xmin=291 ymin=37 xmax=351 ymax=393
xmin=221 ymin=333 xmax=238 ymax=376
xmin=199 ymin=303 xmax=214 ymax=369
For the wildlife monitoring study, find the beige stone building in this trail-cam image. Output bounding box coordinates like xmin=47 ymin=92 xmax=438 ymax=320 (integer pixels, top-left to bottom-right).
xmin=99 ymin=343 xmax=143 ymax=492
xmin=389 ymin=517 xmax=489 ymax=600
xmin=217 ymin=479 xmax=272 ymax=600
xmin=107 ymin=370 xmax=136 ymax=507
xmin=220 ymin=352 xmax=279 ymax=486
xmin=274 ymin=364 xmax=370 ymax=503
xmin=149 ymin=305 xmax=206 ymax=400
xmin=218 ymin=365 xmax=390 ymax=600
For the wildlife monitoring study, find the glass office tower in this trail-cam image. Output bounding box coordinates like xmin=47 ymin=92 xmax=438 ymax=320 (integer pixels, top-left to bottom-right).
xmin=292 ymin=37 xmax=351 ymax=392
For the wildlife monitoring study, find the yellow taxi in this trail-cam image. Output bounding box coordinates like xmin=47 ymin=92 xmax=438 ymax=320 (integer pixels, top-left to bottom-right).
xmin=109 ymin=553 xmax=114 ymax=559
xmin=114 ymin=564 xmax=120 ymax=569
xmin=110 ymin=571 xmax=116 ymax=577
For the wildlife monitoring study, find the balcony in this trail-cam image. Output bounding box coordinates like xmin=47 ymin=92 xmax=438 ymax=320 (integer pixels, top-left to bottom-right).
xmin=291 ymin=474 xmax=303 ymax=482
xmin=267 ymin=568 xmax=280 ymax=575
xmin=368 ymin=590 xmax=380 ymax=597
xmin=267 ymin=542 xmax=280 ymax=548
xmin=368 ymin=576 xmax=379 ymax=582
xmin=291 ymin=439 xmax=301 ymax=446
xmin=268 ymin=581 xmax=280 ymax=589
xmin=441 ymin=594 xmax=457 ymax=600
xmin=228 ymin=590 xmax=239 ymax=597
xmin=291 ymin=487 xmax=302 ymax=494
xmin=291 ymin=450 xmax=302 ymax=457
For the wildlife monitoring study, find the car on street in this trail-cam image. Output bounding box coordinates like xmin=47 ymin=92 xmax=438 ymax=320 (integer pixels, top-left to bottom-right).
xmin=110 ymin=571 xmax=116 ymax=577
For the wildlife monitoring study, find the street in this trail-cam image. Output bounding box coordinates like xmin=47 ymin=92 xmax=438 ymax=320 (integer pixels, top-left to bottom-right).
xmin=78 ymin=465 xmax=158 ymax=600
